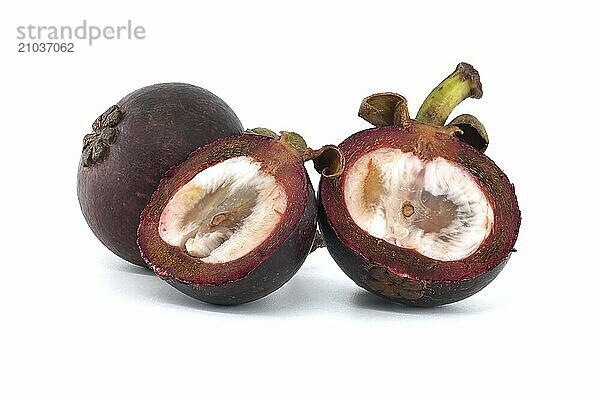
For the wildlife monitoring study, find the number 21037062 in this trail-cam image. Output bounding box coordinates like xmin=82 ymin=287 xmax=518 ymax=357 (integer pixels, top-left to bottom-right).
xmin=18 ymin=42 xmax=74 ymax=52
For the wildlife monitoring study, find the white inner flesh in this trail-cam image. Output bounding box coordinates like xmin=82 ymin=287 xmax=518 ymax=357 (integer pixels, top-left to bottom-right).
xmin=344 ymin=148 xmax=493 ymax=261
xmin=159 ymin=156 xmax=287 ymax=264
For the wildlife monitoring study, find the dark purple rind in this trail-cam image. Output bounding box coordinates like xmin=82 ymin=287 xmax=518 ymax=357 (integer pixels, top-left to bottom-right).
xmin=317 ymin=193 xmax=509 ymax=306
xmin=321 ymin=125 xmax=520 ymax=282
xmin=163 ymin=179 xmax=317 ymax=305
xmin=77 ymin=83 xmax=243 ymax=266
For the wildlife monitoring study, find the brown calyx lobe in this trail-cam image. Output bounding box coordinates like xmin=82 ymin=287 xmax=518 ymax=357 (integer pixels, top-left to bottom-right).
xmin=364 ymin=264 xmax=426 ymax=300
xmin=81 ymin=105 xmax=124 ymax=167
xmin=358 ymin=93 xmax=410 ymax=128
xmin=138 ymin=134 xmax=311 ymax=286
xmin=319 ymin=124 xmax=520 ymax=282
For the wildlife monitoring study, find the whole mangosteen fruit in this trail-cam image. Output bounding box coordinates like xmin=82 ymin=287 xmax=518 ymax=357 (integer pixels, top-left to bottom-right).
xmin=138 ymin=129 xmax=343 ymax=305
xmin=77 ymin=83 xmax=243 ymax=266
xmin=318 ymin=63 xmax=521 ymax=306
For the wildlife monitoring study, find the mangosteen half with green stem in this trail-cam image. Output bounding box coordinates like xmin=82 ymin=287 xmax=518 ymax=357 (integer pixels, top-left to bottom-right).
xmin=318 ymin=63 xmax=520 ymax=306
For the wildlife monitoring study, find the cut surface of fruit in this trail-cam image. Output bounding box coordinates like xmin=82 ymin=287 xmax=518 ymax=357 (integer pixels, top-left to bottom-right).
xmin=138 ymin=134 xmax=311 ymax=286
xmin=317 ymin=63 xmax=520 ymax=306
xmin=319 ymin=125 xmax=520 ymax=283
xmin=159 ymin=156 xmax=287 ymax=263
xmin=344 ymin=148 xmax=493 ymax=261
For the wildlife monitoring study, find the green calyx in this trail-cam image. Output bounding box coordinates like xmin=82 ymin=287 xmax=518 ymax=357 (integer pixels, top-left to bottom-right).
xmin=247 ymin=127 xmax=279 ymax=139
xmin=247 ymin=128 xmax=308 ymax=155
xmin=279 ymin=131 xmax=308 ymax=156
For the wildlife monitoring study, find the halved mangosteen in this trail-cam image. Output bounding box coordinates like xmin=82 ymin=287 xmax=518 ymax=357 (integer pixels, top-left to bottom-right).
xmin=318 ymin=63 xmax=520 ymax=306
xmin=138 ymin=131 xmax=342 ymax=305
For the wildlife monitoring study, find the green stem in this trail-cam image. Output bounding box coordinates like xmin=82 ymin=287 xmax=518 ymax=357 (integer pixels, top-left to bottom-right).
xmin=415 ymin=62 xmax=483 ymax=126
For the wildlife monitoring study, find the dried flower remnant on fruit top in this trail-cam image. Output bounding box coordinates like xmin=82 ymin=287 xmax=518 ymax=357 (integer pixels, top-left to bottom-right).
xmin=81 ymin=105 xmax=124 ymax=167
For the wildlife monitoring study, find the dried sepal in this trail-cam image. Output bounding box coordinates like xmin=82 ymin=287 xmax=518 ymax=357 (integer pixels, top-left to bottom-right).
xmin=279 ymin=131 xmax=308 ymax=156
xmin=90 ymin=141 xmax=109 ymax=164
xmin=81 ymin=145 xmax=94 ymax=167
xmin=448 ymin=114 xmax=489 ymax=152
xmin=100 ymin=127 xmax=118 ymax=144
xmin=103 ymin=106 xmax=123 ymax=127
xmin=246 ymin=127 xmax=279 ymax=139
xmin=81 ymin=105 xmax=123 ymax=167
xmin=306 ymin=145 xmax=345 ymax=178
xmin=83 ymin=133 xmax=96 ymax=148
xmin=358 ymin=92 xmax=410 ymax=127
xmin=363 ymin=264 xmax=426 ymax=300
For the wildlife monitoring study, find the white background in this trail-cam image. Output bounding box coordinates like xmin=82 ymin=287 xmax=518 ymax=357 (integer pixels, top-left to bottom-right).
xmin=1 ymin=1 xmax=598 ymax=398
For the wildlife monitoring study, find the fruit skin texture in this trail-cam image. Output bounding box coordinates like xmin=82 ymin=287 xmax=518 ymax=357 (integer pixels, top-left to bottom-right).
xmin=77 ymin=83 xmax=243 ymax=266
xmin=318 ymin=200 xmax=508 ymax=306
xmin=318 ymin=124 xmax=520 ymax=306
xmin=138 ymin=135 xmax=317 ymax=305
